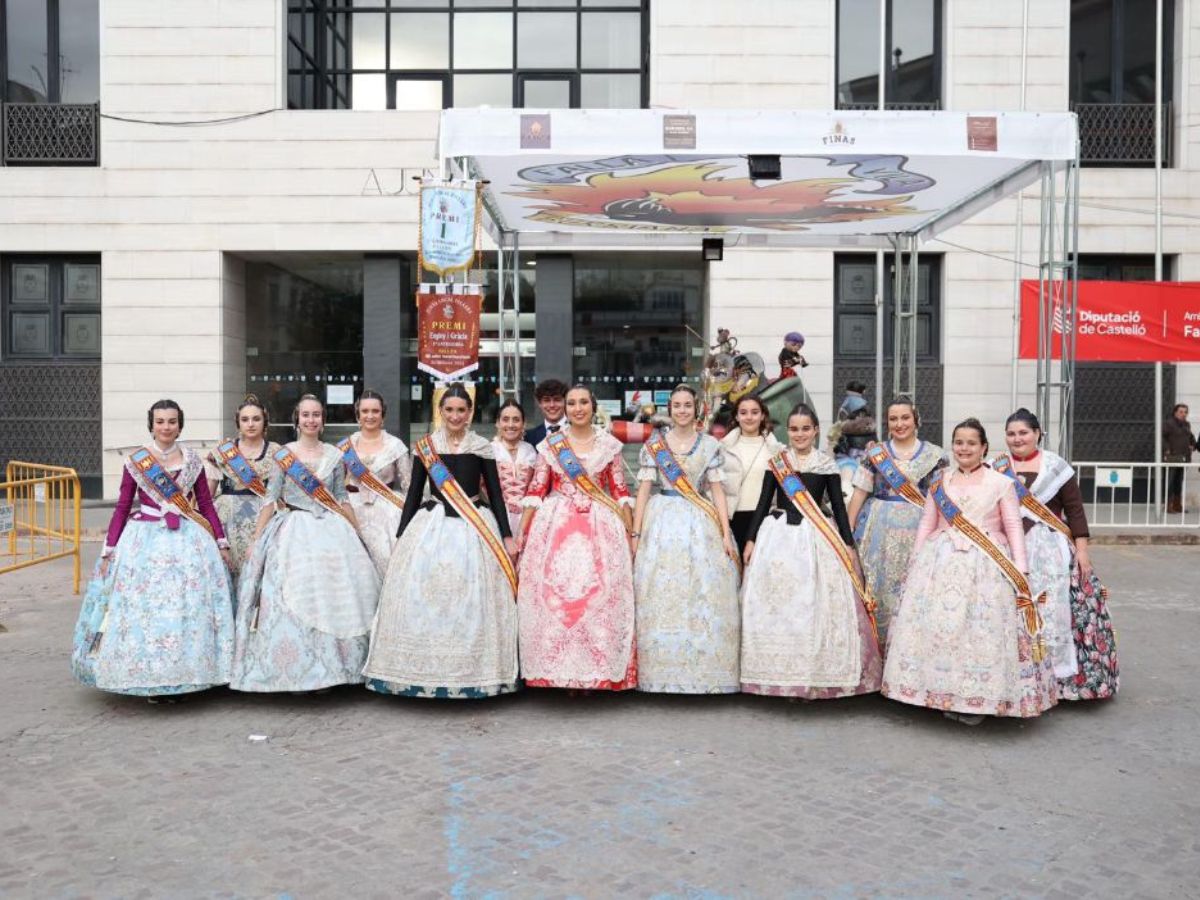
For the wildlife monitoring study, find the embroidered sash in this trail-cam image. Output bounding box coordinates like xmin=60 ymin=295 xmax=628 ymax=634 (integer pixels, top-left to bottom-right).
xmin=645 ymin=432 xmax=738 ymax=566
xmin=992 ymin=455 xmax=1074 ymax=541
xmin=338 ymin=437 xmax=405 ymax=509
xmin=866 ymin=442 xmax=926 ymax=508
xmin=546 ymin=430 xmax=629 ymax=532
xmin=414 ymin=436 xmax=518 ymax=595
xmin=768 ymin=453 xmax=880 ymax=646
xmin=128 ymin=449 xmax=215 ymax=538
xmin=930 ymin=473 xmax=1047 ymax=660
xmin=273 ymin=447 xmax=355 ymax=525
xmin=215 ymin=440 xmax=268 ymax=498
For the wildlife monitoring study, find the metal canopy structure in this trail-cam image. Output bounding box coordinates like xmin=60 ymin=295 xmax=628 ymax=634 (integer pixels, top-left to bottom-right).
xmin=437 ymin=107 xmax=1080 ymax=453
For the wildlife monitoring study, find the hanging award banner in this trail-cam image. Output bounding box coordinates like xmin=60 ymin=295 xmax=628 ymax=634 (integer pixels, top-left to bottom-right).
xmin=416 ymin=284 xmax=483 ymax=380
xmin=418 ymin=179 xmax=482 ymax=278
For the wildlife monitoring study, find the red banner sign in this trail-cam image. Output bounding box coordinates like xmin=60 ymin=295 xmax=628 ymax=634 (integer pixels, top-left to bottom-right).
xmin=1019 ymin=280 xmax=1200 ymax=362
xmin=417 ymin=290 xmax=482 ymax=380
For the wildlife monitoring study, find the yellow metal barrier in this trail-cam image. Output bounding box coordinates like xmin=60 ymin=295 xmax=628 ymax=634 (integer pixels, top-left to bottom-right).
xmin=1 ymin=461 xmax=82 ymax=594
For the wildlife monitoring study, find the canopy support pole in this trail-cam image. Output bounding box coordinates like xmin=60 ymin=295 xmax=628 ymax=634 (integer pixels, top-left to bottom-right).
xmin=891 ymin=233 xmax=917 ymax=403
xmin=497 ymin=231 xmax=521 ymax=400
xmin=1034 ymin=158 xmax=1079 ymax=459
xmin=874 ymin=0 xmax=887 ymax=431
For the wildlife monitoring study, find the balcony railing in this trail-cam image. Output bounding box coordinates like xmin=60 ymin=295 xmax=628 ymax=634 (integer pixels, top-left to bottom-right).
xmin=1074 ymin=102 xmax=1170 ymax=167
xmin=837 ymin=101 xmax=941 ymax=111
xmin=2 ymin=103 xmax=99 ymax=166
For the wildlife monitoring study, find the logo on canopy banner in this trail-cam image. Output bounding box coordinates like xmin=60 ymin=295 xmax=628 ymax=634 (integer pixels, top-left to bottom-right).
xmin=418 ymin=180 xmax=482 ymax=278
xmin=1018 ymin=279 xmax=1200 ymax=362
xmin=416 ymin=286 xmax=482 ymax=380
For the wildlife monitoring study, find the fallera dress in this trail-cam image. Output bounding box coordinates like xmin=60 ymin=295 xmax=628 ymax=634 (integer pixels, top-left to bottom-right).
xmin=881 ymin=466 xmax=1058 ymax=718
xmin=992 ymin=450 xmax=1119 ymax=701
xmin=363 ymin=429 xmax=518 ymax=699
xmin=344 ymin=431 xmax=411 ymax=577
xmin=72 ymin=448 xmax=234 ymax=696
xmin=851 ymin=439 xmax=946 ymax=649
xmin=740 ymin=448 xmax=882 ymax=698
xmin=518 ymin=428 xmax=637 ymax=690
xmin=205 ymin=440 xmax=281 ymax=580
xmin=230 ymin=443 xmax=380 ymax=692
xmin=492 ymin=437 xmax=538 ymax=536
xmin=633 ymin=431 xmax=741 ymax=694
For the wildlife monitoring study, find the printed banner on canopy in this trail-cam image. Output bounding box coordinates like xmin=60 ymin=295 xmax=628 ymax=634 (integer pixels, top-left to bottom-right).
xmin=418 ymin=179 xmax=482 ymax=277
xmin=1018 ymin=280 xmax=1200 ymax=363
xmin=417 ymin=285 xmax=482 ymax=380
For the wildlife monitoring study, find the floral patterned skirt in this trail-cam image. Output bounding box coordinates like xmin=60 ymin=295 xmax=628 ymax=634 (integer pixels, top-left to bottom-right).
xmin=363 ymin=505 xmax=518 ymax=699
xmin=1058 ymin=572 xmax=1119 ymax=701
xmin=634 ymin=495 xmax=741 ymax=694
xmin=71 ymin=519 xmax=234 ymax=696
xmin=855 ymin=497 xmax=923 ymax=649
xmin=214 ymin=491 xmax=269 ymax=583
xmin=740 ymin=516 xmax=881 ymax=698
xmin=881 ymin=533 xmax=1057 ymax=718
xmin=517 ymin=494 xmax=636 ymax=690
xmin=231 ymin=510 xmax=379 ymax=692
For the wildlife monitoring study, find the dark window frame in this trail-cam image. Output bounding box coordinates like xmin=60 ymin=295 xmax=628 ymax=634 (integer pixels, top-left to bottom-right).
xmin=834 ymin=0 xmax=943 ymax=109
xmin=0 ymin=0 xmax=102 ymax=103
xmin=286 ymin=0 xmax=649 ymax=111
xmin=1 ymin=254 xmax=101 ymax=362
xmin=832 ymin=252 xmax=942 ymax=364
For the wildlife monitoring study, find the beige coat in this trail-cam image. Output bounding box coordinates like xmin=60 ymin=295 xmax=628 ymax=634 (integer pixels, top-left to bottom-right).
xmin=719 ymin=429 xmax=785 ymax=513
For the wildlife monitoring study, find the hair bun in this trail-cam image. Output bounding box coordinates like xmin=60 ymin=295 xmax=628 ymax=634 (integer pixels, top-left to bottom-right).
xmin=242 ymin=392 xmax=261 ymax=405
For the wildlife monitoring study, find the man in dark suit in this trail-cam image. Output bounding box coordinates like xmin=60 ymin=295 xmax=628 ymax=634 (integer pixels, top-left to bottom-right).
xmin=524 ymin=379 xmax=568 ymax=447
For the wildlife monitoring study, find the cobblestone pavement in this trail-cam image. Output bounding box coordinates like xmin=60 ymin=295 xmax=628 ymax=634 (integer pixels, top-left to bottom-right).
xmin=1 ymin=545 xmax=1198 ymax=899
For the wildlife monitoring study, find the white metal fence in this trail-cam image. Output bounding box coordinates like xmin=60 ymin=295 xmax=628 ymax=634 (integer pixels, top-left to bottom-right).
xmin=1072 ymin=461 xmax=1200 ymax=528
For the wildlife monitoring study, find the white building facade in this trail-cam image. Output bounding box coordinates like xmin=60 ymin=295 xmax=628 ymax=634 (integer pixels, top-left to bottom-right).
xmin=0 ymin=0 xmax=1195 ymax=497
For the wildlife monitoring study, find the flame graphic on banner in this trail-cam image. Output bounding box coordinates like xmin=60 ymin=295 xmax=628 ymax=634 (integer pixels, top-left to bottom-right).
xmin=510 ymin=162 xmax=917 ymax=231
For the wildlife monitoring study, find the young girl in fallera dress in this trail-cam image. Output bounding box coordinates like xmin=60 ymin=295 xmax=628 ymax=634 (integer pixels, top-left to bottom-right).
xmin=363 ymin=384 xmax=519 ymax=699
xmin=492 ymin=399 xmax=539 ymax=537
xmin=341 ymin=390 xmax=411 ymax=577
xmin=882 ymin=418 xmax=1058 ymax=722
xmin=995 ymin=409 xmax=1118 ymax=701
xmin=632 ymin=384 xmax=741 ymax=694
xmin=847 ymin=399 xmax=946 ymax=649
xmin=72 ymin=400 xmax=234 ymax=698
xmin=739 ymin=405 xmax=882 ymax=699
xmin=205 ymin=394 xmax=280 ymax=580
xmin=230 ymin=394 xmax=380 ymax=692
xmin=517 ymin=385 xmax=638 ymax=690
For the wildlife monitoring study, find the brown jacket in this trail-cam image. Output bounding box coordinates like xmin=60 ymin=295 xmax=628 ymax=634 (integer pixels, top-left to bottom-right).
xmin=1162 ymin=416 xmax=1194 ymax=461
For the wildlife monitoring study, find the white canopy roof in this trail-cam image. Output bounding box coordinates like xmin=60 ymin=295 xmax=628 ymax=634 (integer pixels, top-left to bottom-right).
xmin=439 ymin=108 xmax=1078 ymax=250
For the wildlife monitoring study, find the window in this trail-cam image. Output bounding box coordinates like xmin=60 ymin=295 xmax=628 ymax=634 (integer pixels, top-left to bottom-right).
xmin=2 ymin=0 xmax=100 ymax=103
xmin=833 ymin=253 xmax=941 ymax=362
xmin=2 ymin=256 xmax=101 ymax=360
xmin=836 ymin=0 xmax=941 ymax=109
xmin=1070 ymin=0 xmax=1173 ymax=166
xmin=286 ymin=0 xmax=648 ymax=111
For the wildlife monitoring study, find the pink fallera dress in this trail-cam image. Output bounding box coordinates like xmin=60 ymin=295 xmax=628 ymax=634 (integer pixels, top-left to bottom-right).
xmin=517 ymin=429 xmax=637 ymax=690
xmin=882 ymin=466 xmax=1058 ymax=718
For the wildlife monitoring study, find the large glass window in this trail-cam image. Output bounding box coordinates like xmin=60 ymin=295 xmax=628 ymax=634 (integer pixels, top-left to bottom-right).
xmin=1070 ymin=0 xmax=1174 ymax=166
xmin=573 ymin=253 xmax=706 ymax=410
xmin=287 ymin=0 xmax=648 ymax=110
xmin=245 ymin=258 xmax=365 ymax=443
xmin=1 ymin=255 xmax=101 ymax=360
xmin=2 ymin=0 xmax=99 ymax=103
xmin=836 ymin=0 xmax=941 ymax=109
xmin=1071 ymin=0 xmax=1172 ymax=104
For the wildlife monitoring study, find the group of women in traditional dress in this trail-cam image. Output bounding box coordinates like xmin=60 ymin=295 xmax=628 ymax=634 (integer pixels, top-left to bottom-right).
xmin=72 ymin=383 xmax=1118 ymax=722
